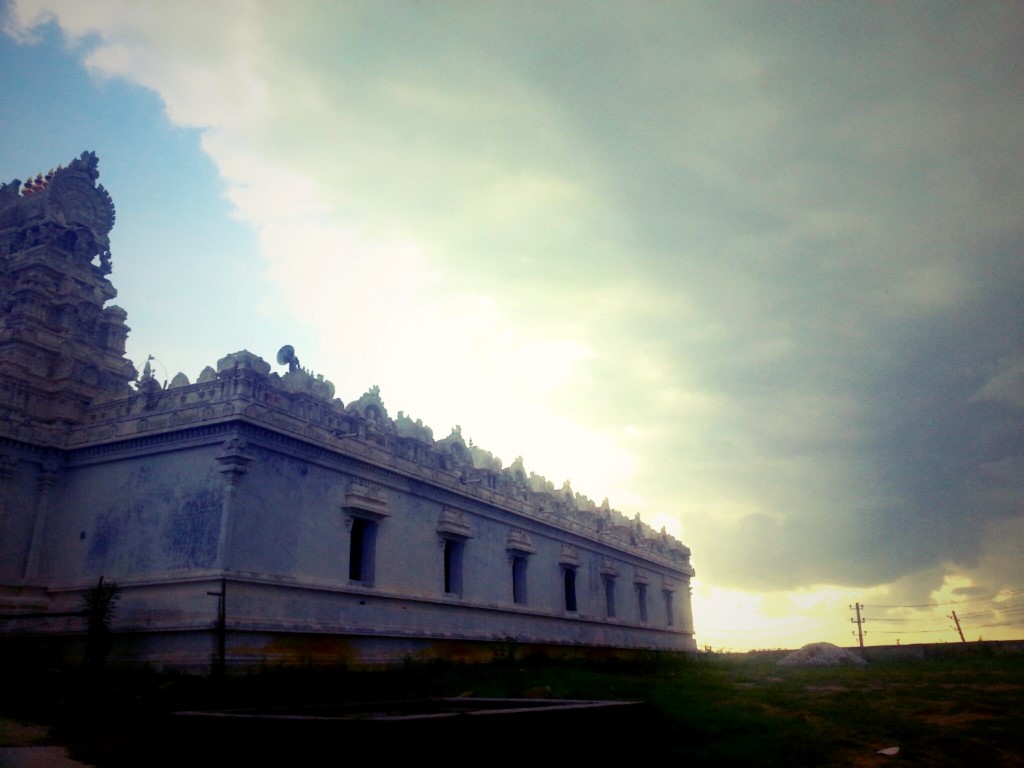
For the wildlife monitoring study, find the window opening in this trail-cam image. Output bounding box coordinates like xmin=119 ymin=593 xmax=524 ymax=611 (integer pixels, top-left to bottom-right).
xmin=664 ymin=590 xmax=674 ymax=626
xmin=563 ymin=567 xmax=578 ymax=612
xmin=512 ymin=555 xmax=528 ymax=605
xmin=443 ymin=538 xmax=464 ymax=596
xmin=349 ymin=517 xmax=377 ymax=584
xmin=604 ymin=577 xmax=616 ymax=618
xmin=637 ymin=583 xmax=648 ymax=623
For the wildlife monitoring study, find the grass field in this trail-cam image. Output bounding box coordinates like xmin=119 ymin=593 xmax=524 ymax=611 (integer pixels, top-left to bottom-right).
xmin=3 ymin=649 xmax=1022 ymax=766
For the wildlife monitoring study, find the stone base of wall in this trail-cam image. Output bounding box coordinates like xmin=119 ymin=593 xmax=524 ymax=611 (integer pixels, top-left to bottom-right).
xmin=0 ymin=627 xmax=695 ymax=674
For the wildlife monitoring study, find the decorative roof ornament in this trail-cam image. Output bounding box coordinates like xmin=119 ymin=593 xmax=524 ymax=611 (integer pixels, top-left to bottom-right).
xmin=1 ymin=150 xmax=116 ymax=274
xmin=346 ymin=385 xmax=390 ymax=426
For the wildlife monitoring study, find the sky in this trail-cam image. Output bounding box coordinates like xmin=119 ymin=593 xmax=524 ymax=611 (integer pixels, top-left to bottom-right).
xmin=2 ymin=1 xmax=1023 ymax=651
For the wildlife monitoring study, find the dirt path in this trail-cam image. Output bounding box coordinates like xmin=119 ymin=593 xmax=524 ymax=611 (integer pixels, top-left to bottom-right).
xmin=0 ymin=718 xmax=94 ymax=768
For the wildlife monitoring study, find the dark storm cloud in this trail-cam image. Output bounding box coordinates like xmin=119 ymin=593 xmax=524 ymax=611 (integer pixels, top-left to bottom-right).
xmin=9 ymin=0 xmax=1022 ymax=605
xmin=513 ymin=2 xmax=1024 ymax=595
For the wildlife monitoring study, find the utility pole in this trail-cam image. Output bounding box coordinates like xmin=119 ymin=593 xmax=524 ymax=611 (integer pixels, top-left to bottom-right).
xmin=207 ymin=578 xmax=226 ymax=676
xmin=950 ymin=610 xmax=966 ymax=643
xmin=850 ymin=602 xmax=865 ymax=648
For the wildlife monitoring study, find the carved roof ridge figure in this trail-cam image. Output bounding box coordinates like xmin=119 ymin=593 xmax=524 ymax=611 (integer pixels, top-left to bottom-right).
xmin=346 ymin=384 xmax=390 ymax=427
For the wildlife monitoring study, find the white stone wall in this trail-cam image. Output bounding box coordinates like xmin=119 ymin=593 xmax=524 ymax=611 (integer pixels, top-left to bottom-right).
xmin=1 ymin=422 xmax=694 ymax=665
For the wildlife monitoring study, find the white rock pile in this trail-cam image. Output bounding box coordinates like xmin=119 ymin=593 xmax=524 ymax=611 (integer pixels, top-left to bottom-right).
xmin=777 ymin=642 xmax=868 ymax=667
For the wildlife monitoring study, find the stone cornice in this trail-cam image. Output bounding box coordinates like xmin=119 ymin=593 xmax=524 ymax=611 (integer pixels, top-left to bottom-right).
xmin=12 ymin=355 xmax=692 ymax=576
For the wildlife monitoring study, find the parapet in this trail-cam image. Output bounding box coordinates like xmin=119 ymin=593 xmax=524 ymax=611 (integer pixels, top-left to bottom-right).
xmin=73 ymin=347 xmax=692 ymax=572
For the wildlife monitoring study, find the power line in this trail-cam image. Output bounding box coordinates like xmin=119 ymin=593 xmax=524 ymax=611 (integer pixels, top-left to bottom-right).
xmin=871 ymin=627 xmax=953 ymax=635
xmin=957 ymin=605 xmax=1024 ymax=619
xmin=972 ymin=617 xmax=1024 ymax=629
xmin=862 ymin=606 xmax=1024 ymax=629
xmin=864 ymin=587 xmax=1024 ymax=609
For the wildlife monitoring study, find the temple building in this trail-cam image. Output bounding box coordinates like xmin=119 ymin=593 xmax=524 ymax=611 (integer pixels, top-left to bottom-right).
xmin=0 ymin=153 xmax=695 ymax=669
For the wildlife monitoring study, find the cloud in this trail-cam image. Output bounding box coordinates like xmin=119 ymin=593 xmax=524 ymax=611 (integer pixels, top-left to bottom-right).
xmin=973 ymin=353 xmax=1024 ymax=409
xmin=7 ymin=1 xmax=1024 ymax=613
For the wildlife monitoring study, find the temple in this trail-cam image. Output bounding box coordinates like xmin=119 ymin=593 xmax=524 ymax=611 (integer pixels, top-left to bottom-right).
xmin=0 ymin=153 xmax=695 ymax=669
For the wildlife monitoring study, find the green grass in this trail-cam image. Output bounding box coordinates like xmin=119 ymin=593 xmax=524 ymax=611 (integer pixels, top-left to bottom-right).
xmin=3 ymin=651 xmax=1022 ymax=766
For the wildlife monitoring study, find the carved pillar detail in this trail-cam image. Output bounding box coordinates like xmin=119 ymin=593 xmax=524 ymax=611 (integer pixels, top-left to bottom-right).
xmin=23 ymin=458 xmax=60 ymax=581
xmin=0 ymin=454 xmax=16 ymax=537
xmin=215 ymin=437 xmax=253 ymax=571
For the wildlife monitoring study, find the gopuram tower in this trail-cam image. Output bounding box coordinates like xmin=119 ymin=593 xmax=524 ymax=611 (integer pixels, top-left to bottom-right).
xmin=0 ymin=152 xmax=136 ymax=443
